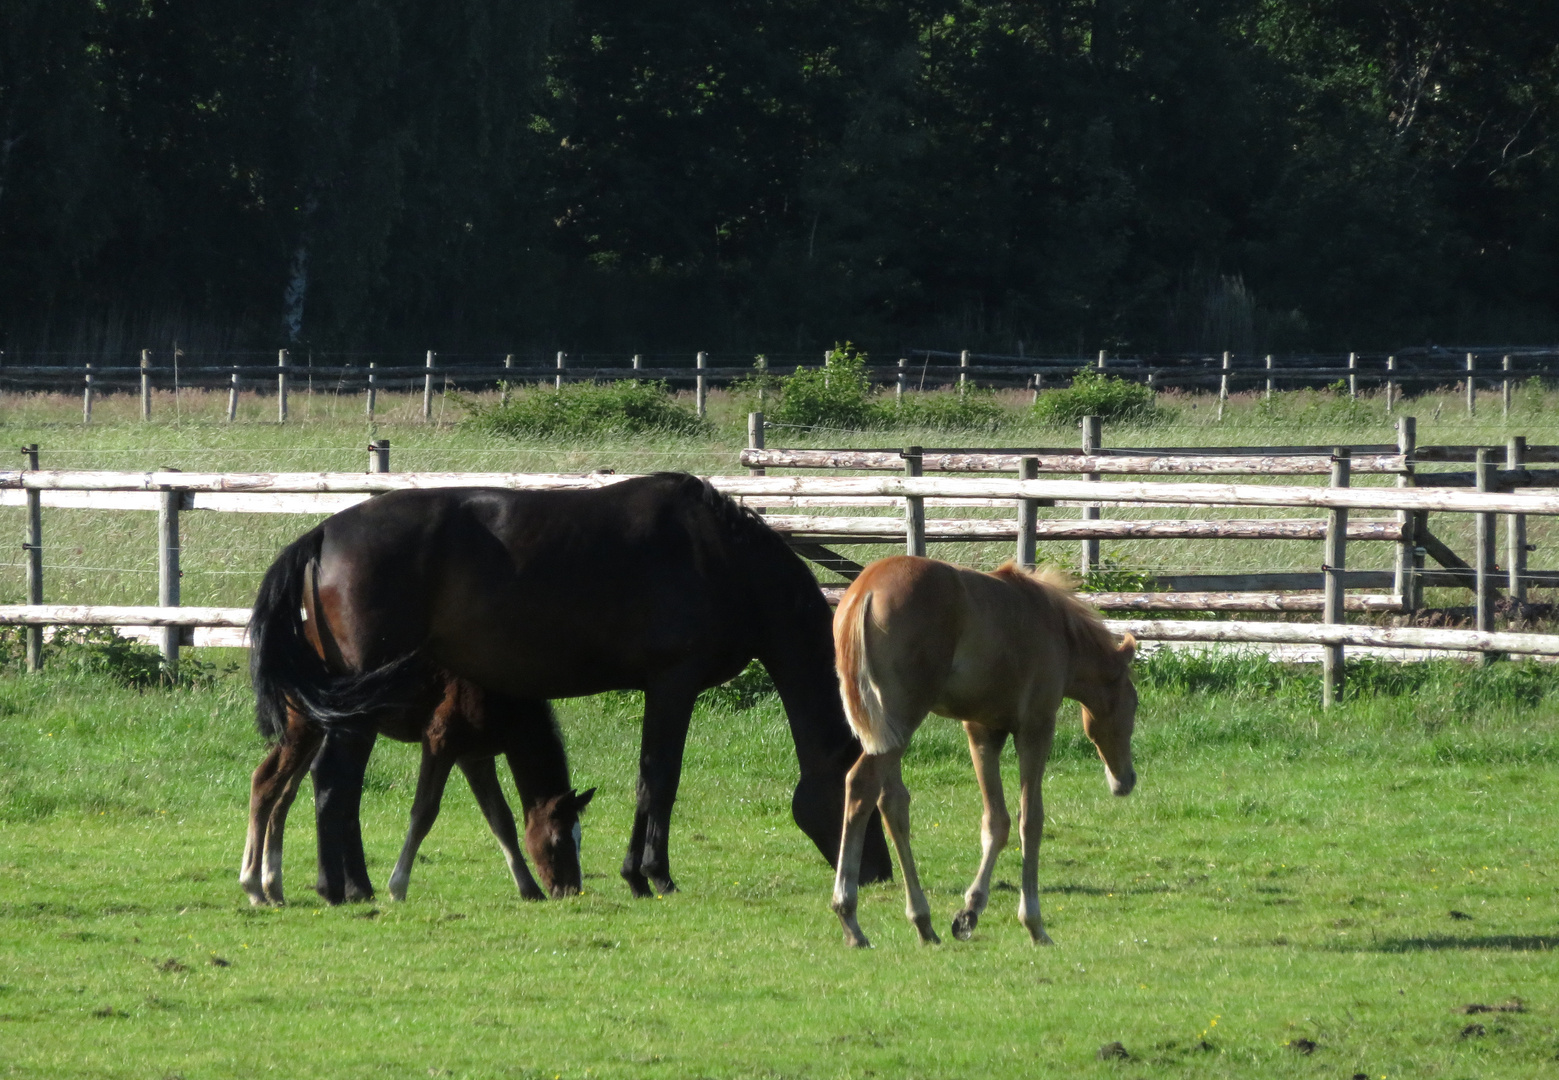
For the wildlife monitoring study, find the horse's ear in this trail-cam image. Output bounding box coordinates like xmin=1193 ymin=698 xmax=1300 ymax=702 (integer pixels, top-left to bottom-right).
xmin=571 ymin=787 xmax=597 ymax=813
xmin=1117 ymin=633 xmax=1137 ymax=664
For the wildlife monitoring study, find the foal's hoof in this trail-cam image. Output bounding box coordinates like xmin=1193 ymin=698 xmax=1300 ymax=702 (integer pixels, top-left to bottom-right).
xmin=951 ymin=909 xmax=978 ymax=941
xmin=912 ymin=913 xmax=942 ymax=945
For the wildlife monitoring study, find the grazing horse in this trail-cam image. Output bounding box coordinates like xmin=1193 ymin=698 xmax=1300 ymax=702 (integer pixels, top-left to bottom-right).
xmin=241 ymin=671 xmax=593 ymax=905
xmin=247 ymin=472 xmax=891 ymax=904
xmin=830 ymin=556 xmax=1138 ymax=948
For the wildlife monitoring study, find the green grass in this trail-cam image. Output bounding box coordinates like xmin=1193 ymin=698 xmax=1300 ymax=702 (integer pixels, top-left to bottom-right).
xmin=1 ymin=651 xmax=1557 ymax=1078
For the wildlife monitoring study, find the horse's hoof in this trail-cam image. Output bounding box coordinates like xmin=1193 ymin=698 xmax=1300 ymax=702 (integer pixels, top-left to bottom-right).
xmin=651 ymin=876 xmax=678 ymax=896
xmin=912 ymin=914 xmax=941 ymax=945
xmin=1031 ymin=929 xmax=1055 ymax=946
xmin=518 ymin=884 xmax=547 ymax=902
xmin=951 ymin=909 xmax=977 ymax=941
xmin=621 ymin=869 xmax=654 ymax=899
xmin=843 ymin=930 xmax=873 ymax=949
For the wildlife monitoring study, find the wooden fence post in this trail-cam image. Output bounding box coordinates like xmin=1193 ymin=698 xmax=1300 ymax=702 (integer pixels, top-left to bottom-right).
xmin=23 ymin=445 xmax=42 ymax=672
xmin=1502 ymin=355 xmax=1512 ymax=418
xmin=1507 ymin=435 xmax=1527 ymax=603
xmin=696 ymin=351 xmax=707 ymax=418
xmin=1264 ymin=354 xmax=1273 ymax=400
xmin=959 ymin=349 xmax=969 ymax=393
xmin=903 ymin=446 xmax=926 ymax=557
xmin=369 ymin=439 xmax=390 ymax=474
xmin=423 ymin=351 xmax=436 ymax=419
xmin=1394 ymin=417 xmax=1418 ymax=613
xmin=140 ymin=350 xmax=152 ymax=420
xmin=1097 ymin=350 xmax=1107 ymax=372
xmin=365 ymin=362 xmax=377 ymax=419
xmin=1385 ymin=355 xmax=1397 ymax=413
xmin=501 ymin=355 xmax=513 ymax=406
xmin=897 ymin=358 xmax=907 ymax=401
xmin=1218 ymin=351 xmax=1230 ymax=420
xmin=158 ymin=473 xmax=181 ymax=678
xmin=1081 ymin=415 xmax=1102 ymax=578
xmin=1476 ymin=449 xmax=1497 ymax=663
xmin=632 ymin=353 xmax=642 ymax=372
xmin=1017 ymin=456 xmax=1039 ymax=570
xmin=553 ymin=350 xmax=565 ymax=391
xmin=1323 ymin=447 xmax=1350 ymax=707
xmin=747 ymin=413 xmax=765 ymax=476
xmin=82 ymin=364 xmax=93 ymax=424
xmin=277 ymin=349 xmax=290 ymax=423
xmin=1347 ymin=351 xmax=1357 ymax=399
xmin=226 ymin=369 xmax=239 ymax=422
xmin=1466 ymin=353 xmax=1476 ymax=416
xmin=757 ymin=356 xmax=768 ymax=411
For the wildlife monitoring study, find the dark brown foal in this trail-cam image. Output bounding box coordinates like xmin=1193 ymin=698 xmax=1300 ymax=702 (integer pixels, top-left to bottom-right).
xmin=240 ymin=676 xmax=591 ymax=906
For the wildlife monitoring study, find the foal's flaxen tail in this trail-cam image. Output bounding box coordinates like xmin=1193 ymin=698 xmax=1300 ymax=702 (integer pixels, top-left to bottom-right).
xmin=835 ymin=591 xmax=904 ymax=756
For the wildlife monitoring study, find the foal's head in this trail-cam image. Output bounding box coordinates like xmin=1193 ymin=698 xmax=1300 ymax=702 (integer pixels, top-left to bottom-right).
xmin=523 ymin=787 xmax=596 ymax=897
xmin=1075 ymin=633 xmax=1139 ymax=797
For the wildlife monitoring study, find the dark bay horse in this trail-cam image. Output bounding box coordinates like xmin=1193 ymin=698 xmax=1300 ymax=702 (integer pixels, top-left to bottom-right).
xmin=248 ymin=472 xmax=891 ymax=903
xmin=831 ymin=557 xmax=1138 ymax=947
xmin=241 ymin=671 xmax=593 ymax=905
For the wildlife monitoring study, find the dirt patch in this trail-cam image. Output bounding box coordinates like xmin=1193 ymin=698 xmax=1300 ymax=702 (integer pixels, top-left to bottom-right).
xmin=1288 ymin=1038 xmax=1317 ymax=1055
xmin=1460 ymin=1023 xmax=1487 ymax=1039
xmin=1449 ymin=910 xmax=1473 ymax=921
xmin=1456 ymin=998 xmax=1524 ymax=1014
xmin=155 ymin=958 xmax=186 ymax=973
xmin=1097 ymin=1041 xmax=1130 ymax=1061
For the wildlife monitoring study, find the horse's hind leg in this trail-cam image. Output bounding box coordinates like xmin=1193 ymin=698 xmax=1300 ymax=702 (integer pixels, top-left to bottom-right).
xmin=1015 ymin=717 xmax=1058 ymax=945
xmin=241 ymin=744 xmax=285 ymax=905
xmin=261 ymin=725 xmax=321 ymax=904
xmin=462 ymin=755 xmax=546 ymax=901
xmin=952 ymin=722 xmax=1011 ymax=941
xmin=241 ymin=711 xmax=320 ymax=906
xmin=311 ymin=725 xmax=378 ymax=904
xmin=830 ymin=751 xmax=884 ymax=948
xmin=386 ymin=742 xmax=458 ymax=902
xmin=875 ymin=750 xmax=939 ymax=945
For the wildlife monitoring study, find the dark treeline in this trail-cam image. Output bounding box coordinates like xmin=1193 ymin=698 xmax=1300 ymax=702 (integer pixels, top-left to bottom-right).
xmin=1 ymin=0 xmax=1556 ymax=358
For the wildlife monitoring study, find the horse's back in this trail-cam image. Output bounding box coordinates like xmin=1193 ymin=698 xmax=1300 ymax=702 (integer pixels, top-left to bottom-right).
xmin=309 ymin=475 xmax=767 ymax=696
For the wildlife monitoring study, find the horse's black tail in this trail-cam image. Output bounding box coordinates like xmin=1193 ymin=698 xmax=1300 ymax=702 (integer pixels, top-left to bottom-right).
xmin=249 ymin=528 xmax=426 ymax=743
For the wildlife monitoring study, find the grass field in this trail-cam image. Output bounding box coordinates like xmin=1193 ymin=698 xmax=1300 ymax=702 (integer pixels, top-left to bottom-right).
xmin=1 ymin=383 xmax=1557 ymax=1077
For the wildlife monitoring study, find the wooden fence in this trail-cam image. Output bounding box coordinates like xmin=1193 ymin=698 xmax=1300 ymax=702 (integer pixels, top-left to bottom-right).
xmin=2 ymin=345 xmax=1557 ymax=420
xmin=742 ymin=414 xmax=1551 ymax=624
xmin=4 ymin=454 xmax=1559 ymax=703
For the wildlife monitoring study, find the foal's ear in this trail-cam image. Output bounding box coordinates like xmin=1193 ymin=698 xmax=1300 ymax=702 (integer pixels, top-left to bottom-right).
xmin=1117 ymin=633 xmax=1137 ymax=664
xmin=570 ymin=787 xmax=597 ymax=813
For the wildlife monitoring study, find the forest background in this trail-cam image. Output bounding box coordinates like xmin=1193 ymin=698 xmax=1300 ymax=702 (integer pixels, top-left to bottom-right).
xmin=1 ymin=0 xmax=1556 ymax=358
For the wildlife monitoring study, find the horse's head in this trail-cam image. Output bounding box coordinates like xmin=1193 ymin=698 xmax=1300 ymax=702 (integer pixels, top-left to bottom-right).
xmin=1077 ymin=633 xmax=1138 ymax=797
xmin=523 ymin=787 xmax=595 ymax=897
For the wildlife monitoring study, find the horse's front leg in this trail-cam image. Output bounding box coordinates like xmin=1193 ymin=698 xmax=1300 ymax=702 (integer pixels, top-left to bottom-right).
xmin=387 ymin=741 xmax=458 ymax=901
xmin=830 ymin=751 xmax=883 ymax=947
xmin=622 ymin=680 xmax=699 ymax=898
xmin=952 ymin=722 xmax=1011 ymax=941
xmin=1015 ymin=717 xmax=1058 ymax=944
xmin=311 ymin=724 xmax=378 ymax=904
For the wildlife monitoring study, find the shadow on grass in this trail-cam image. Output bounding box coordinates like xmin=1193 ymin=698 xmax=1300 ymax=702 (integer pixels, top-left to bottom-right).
xmin=1365 ymin=935 xmax=1554 ymax=953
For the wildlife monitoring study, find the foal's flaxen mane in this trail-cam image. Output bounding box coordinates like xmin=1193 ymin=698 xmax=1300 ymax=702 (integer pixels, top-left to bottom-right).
xmin=993 ymin=561 xmax=1123 ymax=661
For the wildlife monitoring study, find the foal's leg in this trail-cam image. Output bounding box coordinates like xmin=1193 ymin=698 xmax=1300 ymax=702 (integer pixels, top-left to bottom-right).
xmin=1014 ymin=717 xmax=1058 ymax=944
xmin=622 ymin=679 xmax=699 ymax=898
xmin=830 ymin=751 xmax=884 ymax=948
xmin=876 ymin=750 xmax=939 ymax=945
xmin=311 ymin=724 xmax=378 ymax=904
xmin=261 ymin=727 xmax=321 ymax=905
xmin=386 ymin=742 xmax=458 ymax=902
xmin=463 ymin=755 xmax=546 ymax=901
xmin=951 ymin=722 xmax=1011 ymax=941
xmin=241 ymin=744 xmax=285 ymax=905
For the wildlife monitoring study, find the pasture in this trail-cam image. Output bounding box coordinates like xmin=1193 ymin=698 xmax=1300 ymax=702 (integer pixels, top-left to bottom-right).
xmin=1 ymin=384 xmax=1557 ymax=1077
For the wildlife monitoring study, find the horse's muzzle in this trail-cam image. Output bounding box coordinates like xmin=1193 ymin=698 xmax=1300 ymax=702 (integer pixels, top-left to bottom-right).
xmin=1107 ymin=768 xmax=1136 ymax=797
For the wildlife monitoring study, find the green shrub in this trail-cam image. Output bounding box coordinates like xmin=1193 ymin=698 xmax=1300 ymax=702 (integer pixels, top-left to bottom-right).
xmin=463 ymin=380 xmax=709 ymax=439
xmin=873 ymin=388 xmax=1005 ymax=432
xmin=1032 ymin=368 xmax=1157 ymax=425
xmin=769 ymin=343 xmax=874 ymax=430
xmin=0 ymin=626 xmax=225 ymax=688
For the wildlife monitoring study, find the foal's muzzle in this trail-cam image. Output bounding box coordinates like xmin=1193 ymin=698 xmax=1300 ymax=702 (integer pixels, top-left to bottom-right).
xmin=1107 ymin=767 xmax=1137 ymax=797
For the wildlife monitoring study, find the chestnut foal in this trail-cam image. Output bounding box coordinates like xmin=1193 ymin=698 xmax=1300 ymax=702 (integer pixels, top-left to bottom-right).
xmin=241 ymin=675 xmax=592 ymax=906
xmin=830 ymin=557 xmax=1138 ymax=948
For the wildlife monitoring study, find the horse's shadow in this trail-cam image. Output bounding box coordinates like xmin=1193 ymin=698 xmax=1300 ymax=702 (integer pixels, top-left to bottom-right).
xmin=1365 ymin=934 xmax=1554 ymax=953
